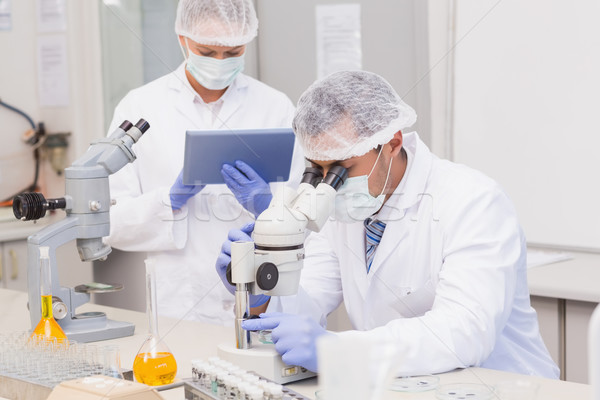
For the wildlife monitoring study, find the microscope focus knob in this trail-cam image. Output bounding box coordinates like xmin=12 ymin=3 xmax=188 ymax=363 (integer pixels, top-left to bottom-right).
xmin=52 ymin=297 xmax=68 ymax=320
xmin=256 ymin=262 xmax=279 ymax=291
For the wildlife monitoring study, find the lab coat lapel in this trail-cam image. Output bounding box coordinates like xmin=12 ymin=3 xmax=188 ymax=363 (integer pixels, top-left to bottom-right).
xmin=170 ymin=66 xmax=206 ymax=129
xmin=214 ymin=75 xmax=249 ymax=129
xmin=367 ymin=133 xmax=434 ymax=277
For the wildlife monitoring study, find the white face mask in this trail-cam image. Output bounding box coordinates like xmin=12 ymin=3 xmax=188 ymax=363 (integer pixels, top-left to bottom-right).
xmin=334 ymin=147 xmax=393 ymax=223
xmin=181 ymin=38 xmax=245 ymax=90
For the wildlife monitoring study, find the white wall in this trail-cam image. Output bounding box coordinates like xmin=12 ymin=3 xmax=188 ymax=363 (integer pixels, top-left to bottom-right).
xmin=450 ymin=0 xmax=600 ymax=250
xmin=426 ymin=1 xmax=454 ymax=159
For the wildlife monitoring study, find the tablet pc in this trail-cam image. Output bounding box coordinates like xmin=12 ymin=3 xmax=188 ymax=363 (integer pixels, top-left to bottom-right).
xmin=183 ymin=128 xmax=295 ymax=185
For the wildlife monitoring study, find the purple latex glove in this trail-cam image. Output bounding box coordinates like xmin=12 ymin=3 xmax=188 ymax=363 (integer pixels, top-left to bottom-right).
xmin=242 ymin=312 xmax=330 ymax=372
xmin=221 ymin=160 xmax=272 ymax=217
xmin=215 ymin=223 xmax=270 ymax=307
xmin=169 ymin=169 xmax=204 ymax=210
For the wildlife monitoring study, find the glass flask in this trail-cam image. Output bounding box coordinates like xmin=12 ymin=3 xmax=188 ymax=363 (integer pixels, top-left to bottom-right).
xmin=133 ymin=259 xmax=177 ymax=385
xmin=31 ymin=246 xmax=67 ymax=342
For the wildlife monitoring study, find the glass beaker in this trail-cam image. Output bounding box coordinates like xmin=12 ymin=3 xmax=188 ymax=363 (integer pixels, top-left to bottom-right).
xmin=103 ymin=345 xmax=124 ymax=379
xmin=31 ymin=246 xmax=67 ymax=342
xmin=133 ymin=259 xmax=177 ymax=385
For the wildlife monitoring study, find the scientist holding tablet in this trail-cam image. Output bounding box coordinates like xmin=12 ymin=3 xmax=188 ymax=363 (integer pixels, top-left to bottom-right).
xmin=105 ymin=0 xmax=304 ymax=325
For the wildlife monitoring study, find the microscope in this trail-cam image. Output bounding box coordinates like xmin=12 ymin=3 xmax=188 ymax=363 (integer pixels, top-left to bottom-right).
xmin=13 ymin=119 xmax=149 ymax=343
xmin=218 ymin=165 xmax=348 ymax=384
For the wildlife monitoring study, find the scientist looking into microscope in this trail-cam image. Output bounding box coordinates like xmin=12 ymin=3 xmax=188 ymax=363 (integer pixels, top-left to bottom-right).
xmin=106 ymin=0 xmax=303 ymax=324
xmin=216 ymin=71 xmax=559 ymax=378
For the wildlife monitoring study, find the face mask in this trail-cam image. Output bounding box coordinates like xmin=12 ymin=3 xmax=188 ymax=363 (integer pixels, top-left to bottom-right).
xmin=181 ymin=38 xmax=245 ymax=90
xmin=334 ymin=147 xmax=393 ymax=223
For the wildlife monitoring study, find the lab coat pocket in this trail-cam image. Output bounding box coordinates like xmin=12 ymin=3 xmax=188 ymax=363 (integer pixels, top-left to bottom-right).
xmin=391 ymin=280 xmax=435 ymax=318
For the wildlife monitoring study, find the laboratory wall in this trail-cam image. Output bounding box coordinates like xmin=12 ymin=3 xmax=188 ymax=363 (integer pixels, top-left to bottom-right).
xmin=255 ymin=0 xmax=432 ymax=146
xmin=0 ymin=1 xmax=106 ymax=285
xmin=0 ymin=1 xmax=36 ymax=200
xmin=0 ymin=1 xmax=105 ymax=198
xmin=450 ymin=0 xmax=600 ymax=250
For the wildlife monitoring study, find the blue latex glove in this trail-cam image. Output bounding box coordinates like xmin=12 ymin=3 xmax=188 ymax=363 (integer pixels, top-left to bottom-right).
xmin=221 ymin=160 xmax=272 ymax=217
xmin=215 ymin=223 xmax=270 ymax=307
xmin=242 ymin=312 xmax=330 ymax=372
xmin=169 ymin=170 xmax=204 ymax=210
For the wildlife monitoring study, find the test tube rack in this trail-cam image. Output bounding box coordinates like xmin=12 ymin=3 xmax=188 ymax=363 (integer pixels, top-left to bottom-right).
xmin=184 ymin=357 xmax=311 ymax=400
xmin=0 ymin=331 xmax=131 ymax=400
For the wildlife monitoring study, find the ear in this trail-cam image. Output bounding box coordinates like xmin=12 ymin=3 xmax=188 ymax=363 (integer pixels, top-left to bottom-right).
xmin=388 ymin=130 xmax=403 ymax=157
xmin=177 ymin=35 xmax=189 ymax=57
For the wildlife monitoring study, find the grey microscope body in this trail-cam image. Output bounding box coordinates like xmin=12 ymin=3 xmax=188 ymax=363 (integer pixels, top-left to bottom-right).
xmin=14 ymin=119 xmax=149 ymax=342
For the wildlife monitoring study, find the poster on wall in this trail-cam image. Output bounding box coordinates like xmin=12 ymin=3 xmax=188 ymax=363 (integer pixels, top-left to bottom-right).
xmin=37 ymin=34 xmax=70 ymax=107
xmin=37 ymin=0 xmax=66 ymax=32
xmin=0 ymin=0 xmax=11 ymax=31
xmin=315 ymin=4 xmax=362 ymax=80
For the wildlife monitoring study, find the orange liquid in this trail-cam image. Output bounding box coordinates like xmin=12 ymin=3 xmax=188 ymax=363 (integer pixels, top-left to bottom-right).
xmin=133 ymin=352 xmax=177 ymax=386
xmin=31 ymin=295 xmax=67 ymax=342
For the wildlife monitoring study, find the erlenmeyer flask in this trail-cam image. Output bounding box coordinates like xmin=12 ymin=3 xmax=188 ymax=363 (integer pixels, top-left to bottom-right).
xmin=133 ymin=259 xmax=177 ymax=385
xmin=31 ymin=246 xmax=67 ymax=342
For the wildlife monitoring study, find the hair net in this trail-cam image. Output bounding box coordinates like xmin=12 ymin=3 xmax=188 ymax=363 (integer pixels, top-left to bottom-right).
xmin=293 ymin=71 xmax=417 ymax=161
xmin=175 ymin=0 xmax=258 ymax=47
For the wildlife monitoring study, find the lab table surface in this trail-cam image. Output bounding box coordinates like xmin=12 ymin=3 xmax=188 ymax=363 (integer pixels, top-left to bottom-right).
xmin=527 ymin=249 xmax=600 ymax=302
xmin=0 ymin=288 xmax=591 ymax=399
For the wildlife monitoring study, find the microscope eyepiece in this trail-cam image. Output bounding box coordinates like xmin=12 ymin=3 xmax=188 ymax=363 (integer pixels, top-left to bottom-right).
xmin=322 ymin=166 xmax=348 ymax=191
xmin=135 ymin=119 xmax=150 ymax=134
xmin=119 ymin=120 xmax=133 ymax=132
xmin=13 ymin=192 xmax=66 ymax=221
xmin=300 ymin=167 xmax=324 ymax=187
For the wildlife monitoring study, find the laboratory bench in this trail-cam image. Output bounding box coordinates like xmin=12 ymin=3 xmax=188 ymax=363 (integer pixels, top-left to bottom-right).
xmin=0 ymin=288 xmax=591 ymax=400
xmin=527 ymin=249 xmax=600 ymax=383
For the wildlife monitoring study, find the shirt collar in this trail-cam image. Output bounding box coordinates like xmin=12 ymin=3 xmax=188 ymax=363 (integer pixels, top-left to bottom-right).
xmin=376 ymin=131 xmax=434 ymax=222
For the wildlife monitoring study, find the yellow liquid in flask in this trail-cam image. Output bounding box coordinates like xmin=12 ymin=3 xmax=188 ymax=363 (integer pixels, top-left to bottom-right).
xmin=133 ymin=351 xmax=177 ymax=385
xmin=31 ymin=295 xmax=67 ymax=342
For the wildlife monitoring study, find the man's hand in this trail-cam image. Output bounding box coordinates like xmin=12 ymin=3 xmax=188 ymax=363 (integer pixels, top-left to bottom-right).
xmin=215 ymin=223 xmax=270 ymax=307
xmin=242 ymin=312 xmax=330 ymax=372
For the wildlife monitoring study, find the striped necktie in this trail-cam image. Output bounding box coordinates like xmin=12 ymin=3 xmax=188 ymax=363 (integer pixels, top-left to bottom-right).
xmin=364 ymin=218 xmax=386 ymax=273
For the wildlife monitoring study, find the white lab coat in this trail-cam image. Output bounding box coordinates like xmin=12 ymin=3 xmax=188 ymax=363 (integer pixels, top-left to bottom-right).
xmin=106 ymin=63 xmax=304 ymax=325
xmin=270 ymin=132 xmax=559 ymax=378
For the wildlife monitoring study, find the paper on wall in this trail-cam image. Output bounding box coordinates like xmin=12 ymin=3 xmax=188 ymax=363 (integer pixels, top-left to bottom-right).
xmin=0 ymin=0 xmax=11 ymax=31
xmin=315 ymin=4 xmax=362 ymax=80
xmin=37 ymin=0 xmax=66 ymax=32
xmin=37 ymin=34 xmax=70 ymax=107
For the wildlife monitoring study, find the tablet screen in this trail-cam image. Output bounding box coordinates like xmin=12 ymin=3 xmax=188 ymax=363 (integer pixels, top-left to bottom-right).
xmin=183 ymin=128 xmax=295 ymax=185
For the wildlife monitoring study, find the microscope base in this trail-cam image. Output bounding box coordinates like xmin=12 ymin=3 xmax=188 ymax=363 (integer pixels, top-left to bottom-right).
xmin=217 ymin=342 xmax=316 ymax=384
xmin=60 ymin=313 xmax=135 ymax=343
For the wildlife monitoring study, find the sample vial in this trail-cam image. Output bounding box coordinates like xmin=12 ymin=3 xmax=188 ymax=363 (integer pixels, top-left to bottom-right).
xmin=217 ymin=371 xmax=229 ymax=397
xmin=228 ymin=376 xmax=242 ymax=399
xmin=202 ymin=365 xmax=215 ymax=389
xmin=207 ymin=356 xmax=220 ymax=365
xmin=270 ymin=385 xmax=284 ymax=399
